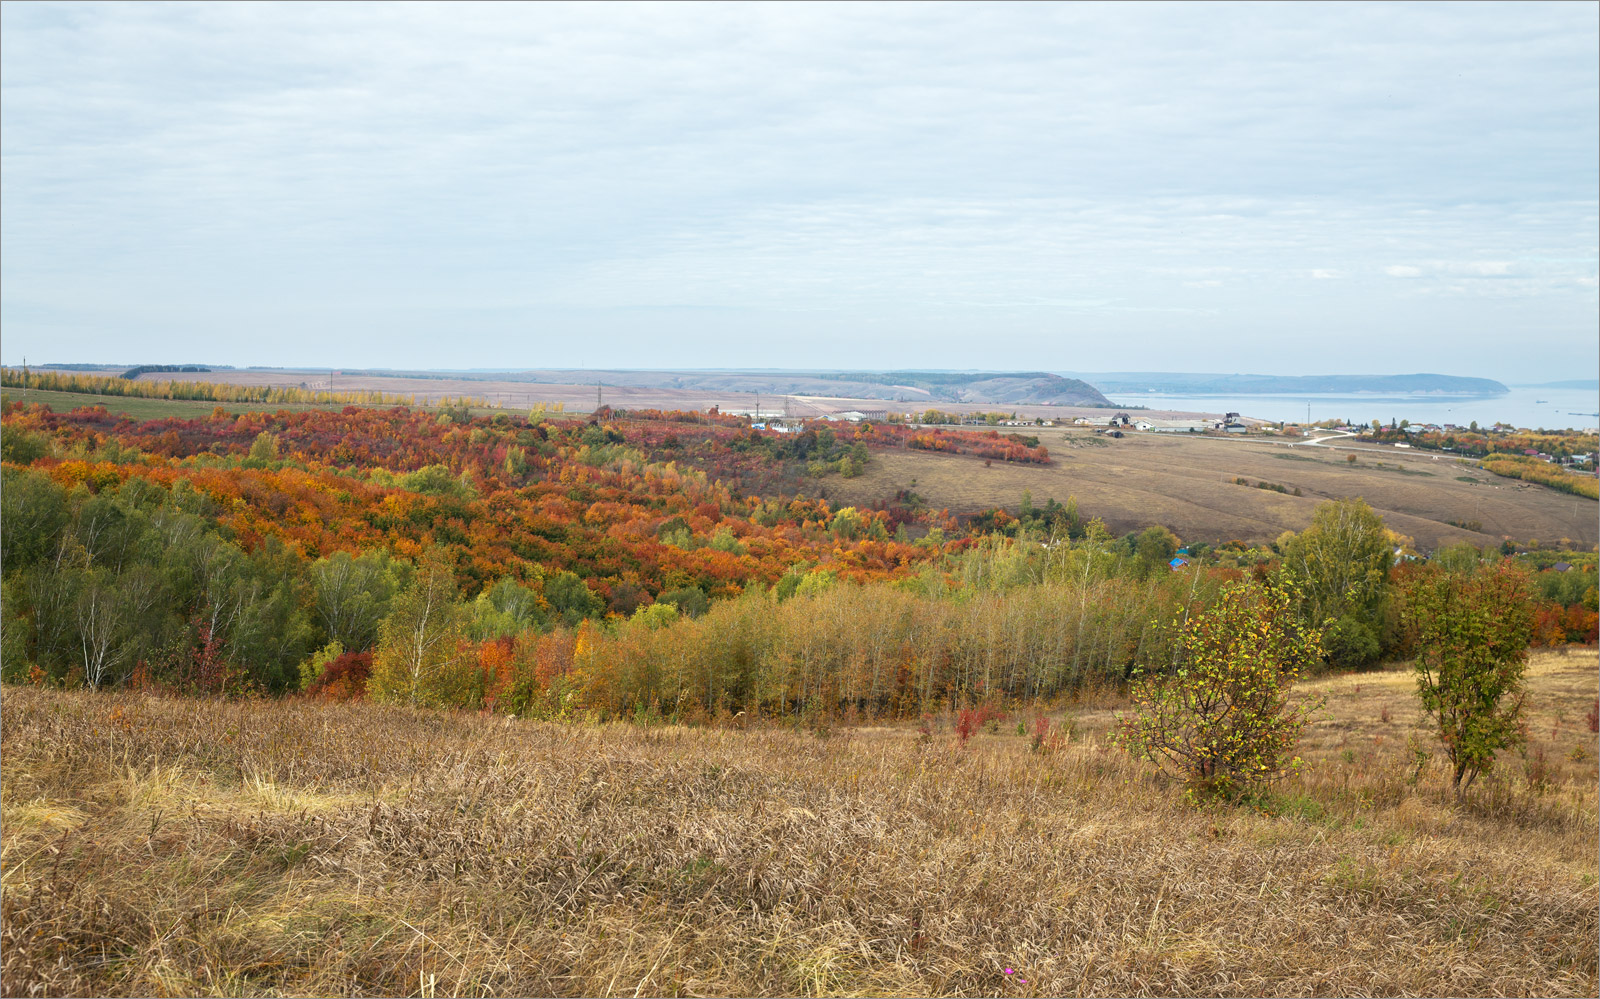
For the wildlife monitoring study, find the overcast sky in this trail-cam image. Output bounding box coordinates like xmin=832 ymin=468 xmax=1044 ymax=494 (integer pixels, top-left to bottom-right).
xmin=2 ymin=2 xmax=1595 ymax=380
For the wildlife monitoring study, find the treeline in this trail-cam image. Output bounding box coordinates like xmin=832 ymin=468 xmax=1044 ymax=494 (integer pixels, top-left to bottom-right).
xmin=1480 ymin=454 xmax=1599 ymax=499
xmin=0 ymin=368 xmax=440 ymax=409
xmin=1362 ymin=424 xmax=1598 ymax=461
xmin=120 ymin=364 xmax=212 ymax=380
xmin=361 ymin=536 xmax=1225 ymax=719
xmin=911 ymin=409 xmax=1019 ymax=426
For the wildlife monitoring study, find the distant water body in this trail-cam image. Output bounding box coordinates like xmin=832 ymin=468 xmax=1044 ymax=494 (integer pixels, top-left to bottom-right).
xmin=1106 ymin=386 xmax=1600 ymax=431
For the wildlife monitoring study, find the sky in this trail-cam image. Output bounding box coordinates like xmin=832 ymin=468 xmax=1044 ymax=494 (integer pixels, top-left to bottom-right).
xmin=2 ymin=1 xmax=1596 ymax=380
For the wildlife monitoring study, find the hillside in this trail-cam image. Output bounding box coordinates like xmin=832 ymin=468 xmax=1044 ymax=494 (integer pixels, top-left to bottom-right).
xmin=3 ymin=651 xmax=1594 ymax=997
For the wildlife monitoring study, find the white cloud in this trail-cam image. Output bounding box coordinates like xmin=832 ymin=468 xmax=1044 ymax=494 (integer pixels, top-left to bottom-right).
xmin=0 ymin=2 xmax=1594 ymax=376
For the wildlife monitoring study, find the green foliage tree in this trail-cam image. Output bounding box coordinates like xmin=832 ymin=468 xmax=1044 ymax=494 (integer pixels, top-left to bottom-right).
xmin=631 ymin=601 xmax=679 ymax=629
xmin=1117 ymin=583 xmax=1323 ymax=802
xmin=794 ymin=568 xmax=839 ymax=598
xmin=708 ymin=526 xmax=746 ymax=554
xmin=467 ymin=577 xmax=546 ymax=640
xmin=0 ymin=423 xmax=48 ymax=464
xmin=1276 ymin=498 xmax=1394 ymax=668
xmin=658 ymin=585 xmax=709 ymax=619
xmin=402 ymin=463 xmax=477 ymax=499
xmin=369 ymin=549 xmax=468 ymax=706
xmin=312 ymin=550 xmax=405 ymax=651
xmin=246 ymin=430 xmax=279 ymax=464
xmin=829 ymin=506 xmax=863 ymax=540
xmin=1134 ymin=525 xmax=1180 ymax=577
xmin=0 ymin=467 xmax=68 ymax=571
xmin=1404 ymin=562 xmax=1535 ymax=794
xmin=543 ymin=570 xmax=604 ymax=626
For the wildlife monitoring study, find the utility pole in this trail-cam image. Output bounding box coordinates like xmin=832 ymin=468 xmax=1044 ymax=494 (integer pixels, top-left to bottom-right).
xmin=755 ymin=390 xmax=760 ymax=421
xmin=22 ymin=356 xmax=27 ymax=399
xmin=596 ymin=382 xmax=602 ymax=414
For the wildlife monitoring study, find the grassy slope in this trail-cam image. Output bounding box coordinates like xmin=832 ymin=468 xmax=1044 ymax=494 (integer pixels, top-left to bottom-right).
xmin=829 ymin=430 xmax=1599 ymax=549
xmin=2 ymin=651 xmax=1595 ymax=998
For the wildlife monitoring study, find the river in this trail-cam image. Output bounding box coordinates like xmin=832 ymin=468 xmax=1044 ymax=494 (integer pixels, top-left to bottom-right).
xmin=1105 ymin=385 xmax=1600 ymax=431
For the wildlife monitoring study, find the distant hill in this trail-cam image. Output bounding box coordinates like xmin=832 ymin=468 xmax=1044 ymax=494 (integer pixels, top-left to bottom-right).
xmin=817 ymin=371 xmax=1112 ymax=406
xmin=1076 ymin=372 xmax=1509 ymax=396
xmin=1513 ymin=379 xmax=1599 ymax=391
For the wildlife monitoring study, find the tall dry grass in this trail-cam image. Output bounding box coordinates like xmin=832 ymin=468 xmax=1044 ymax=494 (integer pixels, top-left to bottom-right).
xmin=2 ymin=651 xmax=1596 ymax=997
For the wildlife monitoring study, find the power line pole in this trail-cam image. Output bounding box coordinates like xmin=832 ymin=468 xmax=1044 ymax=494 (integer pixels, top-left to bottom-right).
xmin=596 ymin=381 xmax=602 ymax=414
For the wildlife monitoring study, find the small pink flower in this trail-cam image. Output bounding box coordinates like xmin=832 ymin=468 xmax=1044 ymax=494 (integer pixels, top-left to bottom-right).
xmin=1004 ymin=968 xmax=1013 ymax=975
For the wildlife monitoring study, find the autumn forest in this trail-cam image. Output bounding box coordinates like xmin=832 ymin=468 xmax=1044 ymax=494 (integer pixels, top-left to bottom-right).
xmin=1 ymin=398 xmax=1593 ymax=723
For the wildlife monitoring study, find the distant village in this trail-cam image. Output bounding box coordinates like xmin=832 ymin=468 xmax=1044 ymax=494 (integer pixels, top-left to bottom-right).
xmin=735 ymin=406 xmax=1597 ymax=471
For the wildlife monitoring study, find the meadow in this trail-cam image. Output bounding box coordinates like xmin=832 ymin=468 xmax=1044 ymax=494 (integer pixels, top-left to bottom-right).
xmin=832 ymin=429 xmax=1599 ymax=550
xmin=2 ymin=650 xmax=1594 ymax=998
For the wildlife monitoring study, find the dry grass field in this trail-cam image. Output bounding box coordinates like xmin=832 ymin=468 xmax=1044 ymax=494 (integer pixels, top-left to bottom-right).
xmin=2 ymin=650 xmax=1595 ymax=997
xmin=832 ymin=429 xmax=1599 ymax=549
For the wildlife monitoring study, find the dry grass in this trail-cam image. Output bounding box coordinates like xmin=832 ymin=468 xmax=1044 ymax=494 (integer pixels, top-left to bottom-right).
xmin=831 ymin=430 xmax=1598 ymax=549
xmin=3 ymin=650 xmax=1596 ymax=997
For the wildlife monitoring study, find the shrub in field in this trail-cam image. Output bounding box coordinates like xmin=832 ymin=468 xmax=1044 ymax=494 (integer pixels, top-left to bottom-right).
xmin=1403 ymin=562 xmax=1534 ymax=795
xmin=1117 ymin=582 xmax=1323 ymax=802
xmin=297 ymin=640 xmax=344 ymax=691
xmin=1029 ymin=714 xmax=1061 ymax=753
xmin=304 ymin=651 xmax=372 ymax=701
xmin=954 ymin=704 xmax=1004 ymax=745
